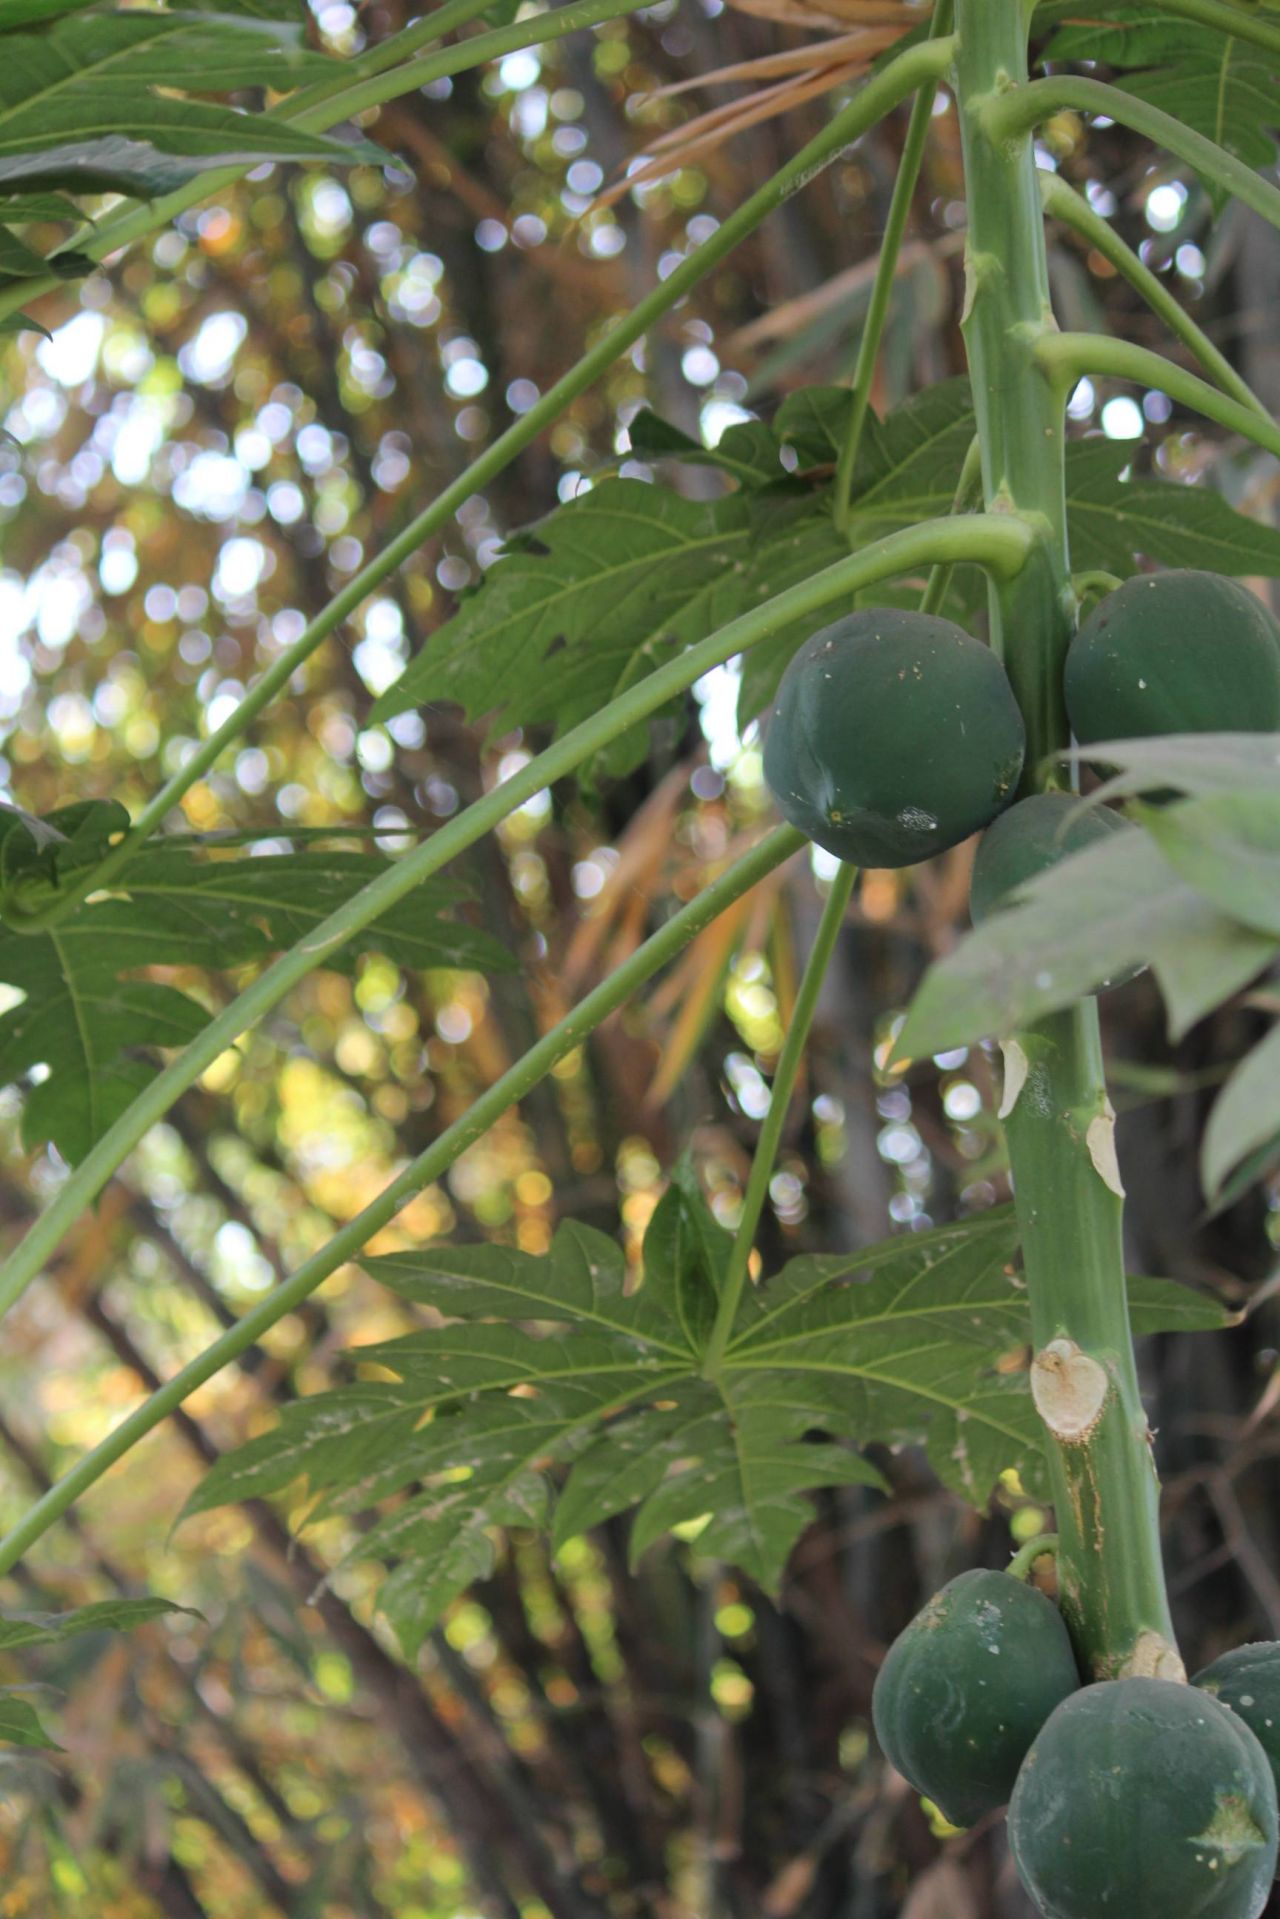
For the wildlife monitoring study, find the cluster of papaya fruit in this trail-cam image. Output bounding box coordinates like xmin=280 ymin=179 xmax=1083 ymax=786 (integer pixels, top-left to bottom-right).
xmin=762 ymin=568 xmax=1280 ymax=918
xmin=872 ymin=1569 xmax=1280 ymax=1918
xmin=763 ymin=572 xmax=1280 ymax=1913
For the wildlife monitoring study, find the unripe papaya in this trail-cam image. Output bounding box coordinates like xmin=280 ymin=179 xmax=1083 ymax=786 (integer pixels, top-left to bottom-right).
xmin=1008 ymin=1676 xmax=1278 ymax=1918
xmin=1195 ymin=1644 xmax=1280 ymax=1806
xmin=871 ymin=1568 xmax=1079 ymax=1829
xmin=763 ymin=610 xmax=1025 ymax=868
xmin=1065 ymin=570 xmax=1280 ymax=746
xmin=969 ymin=792 xmax=1131 ymax=924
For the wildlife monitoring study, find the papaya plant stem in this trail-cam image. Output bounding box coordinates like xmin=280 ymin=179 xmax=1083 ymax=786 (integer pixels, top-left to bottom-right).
xmin=831 ymin=0 xmax=954 ymax=532
xmin=918 ymin=431 xmax=983 ymax=617
xmin=984 ymin=76 xmax=1280 ymax=236
xmin=0 ymin=510 xmax=1032 ymax=1326
xmin=0 ymin=829 xmax=804 ymax=1582
xmin=1038 ymin=173 xmax=1269 ymax=420
xmin=954 ymin=0 xmax=1177 ymax=1678
xmin=1038 ymin=332 xmax=1280 ymax=463
xmin=703 ymin=860 xmax=857 ymax=1375
xmin=23 ymin=31 xmax=958 ymax=932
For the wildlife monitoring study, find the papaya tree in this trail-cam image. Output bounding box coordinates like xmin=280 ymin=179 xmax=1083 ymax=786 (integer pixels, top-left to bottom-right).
xmin=3 ymin=0 xmax=1280 ymax=1912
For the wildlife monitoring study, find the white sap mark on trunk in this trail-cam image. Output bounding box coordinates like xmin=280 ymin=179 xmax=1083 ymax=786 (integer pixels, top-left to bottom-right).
xmin=1086 ymin=1100 xmax=1125 ymax=1198
xmin=998 ymin=1039 xmax=1029 ymax=1120
xmin=1031 ymin=1338 xmax=1109 ymax=1444
xmin=1120 ymin=1631 xmax=1187 ymax=1683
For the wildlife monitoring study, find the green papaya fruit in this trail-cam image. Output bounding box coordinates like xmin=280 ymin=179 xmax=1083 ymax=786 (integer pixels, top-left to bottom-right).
xmin=1065 ymin=570 xmax=1280 ymax=746
xmin=1195 ymin=1644 xmax=1280 ymax=1806
xmin=1009 ymin=1676 xmax=1278 ymax=1918
xmin=969 ymin=791 xmax=1131 ymax=924
xmin=871 ymin=1568 xmax=1079 ymax=1829
xmin=763 ymin=610 xmax=1025 ymax=868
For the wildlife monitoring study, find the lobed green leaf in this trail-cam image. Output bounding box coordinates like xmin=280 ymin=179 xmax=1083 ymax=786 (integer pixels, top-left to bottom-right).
xmin=185 ymin=1196 xmax=1226 ymax=1651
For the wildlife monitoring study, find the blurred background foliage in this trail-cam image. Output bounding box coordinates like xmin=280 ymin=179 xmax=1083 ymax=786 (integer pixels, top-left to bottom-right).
xmin=1 ymin=0 xmax=1279 ymax=1911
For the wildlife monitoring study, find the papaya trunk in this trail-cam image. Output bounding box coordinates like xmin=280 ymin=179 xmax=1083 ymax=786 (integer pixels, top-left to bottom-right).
xmin=951 ymin=0 xmax=1178 ymax=1678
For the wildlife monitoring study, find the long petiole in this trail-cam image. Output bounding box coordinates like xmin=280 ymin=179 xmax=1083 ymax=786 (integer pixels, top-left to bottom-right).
xmin=983 ymin=77 xmax=1280 ymax=236
xmin=24 ymin=31 xmax=958 ymax=931
xmin=918 ymin=431 xmax=982 ymax=618
xmin=1039 ymin=173 xmax=1270 ymax=421
xmin=0 ymin=828 xmax=804 ymax=1580
xmin=1037 ymin=332 xmax=1280 ymax=463
xmin=831 ymin=0 xmax=954 ymax=531
xmin=0 ymin=510 xmax=1033 ymax=1325
xmin=703 ymin=860 xmax=858 ymax=1374
xmin=267 ymin=0 xmax=499 ymax=118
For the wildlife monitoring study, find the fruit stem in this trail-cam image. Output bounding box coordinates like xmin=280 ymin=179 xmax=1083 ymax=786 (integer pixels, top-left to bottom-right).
xmin=1006 ymin=1533 xmax=1060 ymax=1583
xmin=919 ymin=432 xmax=983 ymax=617
xmin=1038 ymin=332 xmax=1280 ymax=463
xmin=832 ymin=0 xmax=955 ymax=532
xmin=953 ymin=1 xmax=1179 ymax=1678
xmin=1038 ymin=172 xmax=1270 ymax=420
xmin=984 ymin=76 xmax=1280 ymax=235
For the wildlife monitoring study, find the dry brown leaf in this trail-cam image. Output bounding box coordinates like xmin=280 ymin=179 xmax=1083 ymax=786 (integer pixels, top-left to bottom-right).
xmin=727 ymin=0 xmax=920 ymax=27
xmin=562 ymin=762 xmax=690 ymax=988
xmin=726 ymin=234 xmax=958 ymax=353
xmin=644 ymin=895 xmax=754 ymax=1106
xmin=597 ymin=61 xmax=871 ymax=207
xmin=641 ymin=26 xmax=908 ymax=98
xmin=645 ymin=865 xmax=787 ymax=1106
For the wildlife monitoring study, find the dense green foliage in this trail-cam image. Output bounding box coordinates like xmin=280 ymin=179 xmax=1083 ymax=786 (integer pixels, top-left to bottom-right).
xmin=870 ymin=1569 xmax=1079 ymax=1829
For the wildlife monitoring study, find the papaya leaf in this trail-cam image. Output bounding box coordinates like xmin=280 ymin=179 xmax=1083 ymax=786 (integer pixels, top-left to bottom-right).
xmin=366 ymin=1218 xmax=682 ymax=1345
xmin=732 ymin=496 xmax=850 ymax=729
xmin=185 ymin=1194 xmax=1226 ymax=1654
xmin=0 ymin=1597 xmax=196 ymax=1649
xmin=1137 ymin=791 xmax=1280 ymax=937
xmin=0 ymin=191 xmax=81 ymax=219
xmin=1125 ymin=1274 xmax=1240 ymax=1332
xmin=1065 ymin=442 xmax=1280 ymax=578
xmin=1046 ymin=7 xmax=1279 ymax=194
xmin=0 ymin=0 xmax=99 ymax=30
xmin=844 ymin=377 xmax=977 ymax=541
xmin=899 ymin=821 xmax=1276 ymax=1056
xmin=1202 ymin=1022 xmax=1280 ymax=1200
xmin=1071 ymin=732 xmax=1280 ymax=803
xmin=0 ymin=16 xmax=364 ymax=193
xmin=640 ymin=1155 xmax=731 ymax=1351
xmin=773 ymin=384 xmax=849 ymax=465
xmin=372 ymin=382 xmax=1280 ymax=768
xmin=0 ymin=834 xmax=513 ymax=1164
xmin=625 ymin=408 xmax=785 ymax=488
xmin=0 ymin=222 xmax=89 ymax=279
xmin=0 ymin=1693 xmax=57 ymax=1748
xmin=368 ymin=479 xmax=755 ymax=757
